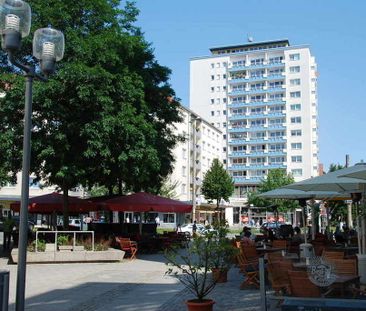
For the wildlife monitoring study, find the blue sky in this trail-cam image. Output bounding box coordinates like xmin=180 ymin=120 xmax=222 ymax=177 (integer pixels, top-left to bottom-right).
xmin=135 ymin=0 xmax=366 ymax=171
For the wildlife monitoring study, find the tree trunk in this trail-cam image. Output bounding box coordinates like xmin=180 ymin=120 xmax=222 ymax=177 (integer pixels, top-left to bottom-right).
xmin=108 ymin=185 xmax=113 ymax=196
xmin=118 ymin=179 xmax=123 ymax=195
xmin=62 ymin=186 xmax=69 ymax=230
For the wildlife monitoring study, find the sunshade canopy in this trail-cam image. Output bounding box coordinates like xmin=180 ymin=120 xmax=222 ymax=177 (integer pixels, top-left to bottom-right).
xmin=258 ymin=188 xmax=351 ymax=200
xmin=10 ymin=192 xmax=97 ymax=214
xmin=103 ymin=192 xmax=192 ymax=213
xmin=284 ymin=165 xmax=366 ymax=193
xmin=339 ymin=163 xmax=366 ymax=181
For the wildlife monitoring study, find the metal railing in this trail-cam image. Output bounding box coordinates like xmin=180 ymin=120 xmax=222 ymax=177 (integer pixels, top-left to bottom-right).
xmin=35 ymin=230 xmax=95 ymax=252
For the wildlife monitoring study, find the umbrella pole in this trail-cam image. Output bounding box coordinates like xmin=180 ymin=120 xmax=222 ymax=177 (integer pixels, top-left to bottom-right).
xmin=302 ymin=205 xmax=307 ymax=244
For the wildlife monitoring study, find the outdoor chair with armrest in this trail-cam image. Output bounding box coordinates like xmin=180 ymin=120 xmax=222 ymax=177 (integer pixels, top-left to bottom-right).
xmin=272 ymin=240 xmax=287 ymax=250
xmin=327 ymin=258 xmax=357 ymax=276
xmin=242 ymin=244 xmax=261 ymax=261
xmin=268 ymin=262 xmax=290 ymax=296
xmin=236 ymin=253 xmax=260 ymax=289
xmin=322 ymin=250 xmax=344 ymax=260
xmin=287 ymin=270 xmax=333 ymax=298
xmin=119 ymin=239 xmax=138 ymax=260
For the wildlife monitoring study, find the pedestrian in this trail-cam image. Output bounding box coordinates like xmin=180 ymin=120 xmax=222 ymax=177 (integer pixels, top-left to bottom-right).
xmin=155 ymin=216 xmax=160 ymax=226
xmin=192 ymin=220 xmax=197 ymax=237
xmin=3 ymin=214 xmax=15 ymax=250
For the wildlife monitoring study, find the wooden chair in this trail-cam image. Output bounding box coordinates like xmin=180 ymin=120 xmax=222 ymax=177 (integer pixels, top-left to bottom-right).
xmin=119 ymin=239 xmax=138 ymax=260
xmin=267 ymin=252 xmax=283 ymax=263
xmin=287 ymin=270 xmax=321 ymax=297
xmin=241 ymin=244 xmax=260 ymax=261
xmin=322 ymin=250 xmax=344 ymax=261
xmin=237 ymin=253 xmax=259 ymax=289
xmin=328 ymin=259 xmax=357 ymax=275
xmin=272 ymin=240 xmax=287 ymax=250
xmin=267 ymin=262 xmax=290 ymax=295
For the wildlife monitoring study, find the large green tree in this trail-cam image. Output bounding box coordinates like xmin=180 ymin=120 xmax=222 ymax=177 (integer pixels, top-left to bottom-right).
xmin=0 ymin=0 xmax=182 ymax=227
xmin=201 ymin=159 xmax=234 ymax=210
xmin=247 ymin=168 xmax=298 ymax=212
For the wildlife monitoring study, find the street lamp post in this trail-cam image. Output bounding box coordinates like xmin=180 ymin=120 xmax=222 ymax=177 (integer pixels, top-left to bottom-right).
xmin=0 ymin=1 xmax=64 ymax=310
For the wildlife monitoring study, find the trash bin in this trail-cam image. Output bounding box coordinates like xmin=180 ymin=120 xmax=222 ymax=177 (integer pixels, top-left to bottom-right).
xmin=0 ymin=271 xmax=9 ymax=311
xmin=299 ymin=243 xmax=314 ymax=259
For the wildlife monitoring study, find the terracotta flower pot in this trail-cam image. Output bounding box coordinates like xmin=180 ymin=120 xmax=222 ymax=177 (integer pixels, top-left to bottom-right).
xmin=186 ymin=299 xmax=215 ymax=311
xmin=212 ymin=268 xmax=228 ymax=283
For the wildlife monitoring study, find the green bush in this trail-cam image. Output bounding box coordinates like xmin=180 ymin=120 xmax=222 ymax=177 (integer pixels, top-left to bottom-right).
xmin=57 ymin=235 xmax=70 ymax=246
xmin=27 ymin=239 xmax=46 ymax=252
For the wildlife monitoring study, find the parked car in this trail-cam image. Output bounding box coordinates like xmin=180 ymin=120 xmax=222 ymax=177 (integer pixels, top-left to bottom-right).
xmin=180 ymin=223 xmax=206 ymax=236
xmin=69 ymin=219 xmax=82 ymax=229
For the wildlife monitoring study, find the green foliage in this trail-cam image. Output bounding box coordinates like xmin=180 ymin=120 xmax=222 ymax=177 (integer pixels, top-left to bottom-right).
xmin=28 ymin=239 xmax=46 ymax=252
xmin=201 ymin=159 xmax=234 ymax=209
xmin=165 ymin=236 xmax=217 ymax=302
xmin=247 ymin=168 xmax=298 ymax=212
xmin=156 ymin=177 xmax=179 ymax=199
xmin=0 ymin=1 xmax=182 ymax=215
xmin=57 ymin=235 xmax=70 ymax=246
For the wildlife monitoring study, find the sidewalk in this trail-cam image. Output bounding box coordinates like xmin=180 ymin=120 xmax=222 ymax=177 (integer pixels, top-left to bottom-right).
xmin=0 ymin=250 xmax=270 ymax=311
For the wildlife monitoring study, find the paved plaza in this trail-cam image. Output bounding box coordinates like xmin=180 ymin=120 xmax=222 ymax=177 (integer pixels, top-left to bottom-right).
xmin=0 ymin=246 xmax=267 ymax=311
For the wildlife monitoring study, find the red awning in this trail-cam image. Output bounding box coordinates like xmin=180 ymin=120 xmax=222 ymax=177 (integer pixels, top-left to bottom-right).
xmin=102 ymin=192 xmax=192 ymax=213
xmin=10 ymin=192 xmax=97 ymax=214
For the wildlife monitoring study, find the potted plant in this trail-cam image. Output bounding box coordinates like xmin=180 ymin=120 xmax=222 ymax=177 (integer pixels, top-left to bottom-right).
xmin=165 ymin=235 xmax=217 ymax=311
xmin=209 ymin=221 xmax=238 ymax=283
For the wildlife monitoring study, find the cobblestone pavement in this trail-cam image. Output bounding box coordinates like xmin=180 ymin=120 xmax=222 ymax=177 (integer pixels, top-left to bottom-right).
xmin=0 ymin=250 xmax=276 ymax=311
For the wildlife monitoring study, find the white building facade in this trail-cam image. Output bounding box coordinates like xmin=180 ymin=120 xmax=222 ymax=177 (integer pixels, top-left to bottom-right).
xmin=166 ymin=105 xmax=222 ymax=225
xmin=190 ymin=40 xmax=319 ymax=224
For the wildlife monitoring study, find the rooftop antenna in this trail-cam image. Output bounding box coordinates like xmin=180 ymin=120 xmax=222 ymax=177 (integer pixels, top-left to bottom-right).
xmin=247 ymin=34 xmax=254 ymax=42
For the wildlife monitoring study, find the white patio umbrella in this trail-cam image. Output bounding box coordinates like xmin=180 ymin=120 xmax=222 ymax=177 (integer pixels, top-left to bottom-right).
xmin=339 ymin=162 xmax=366 ymax=180
xmin=283 ymin=164 xmax=366 ymax=282
xmin=258 ymin=188 xmax=351 ymax=200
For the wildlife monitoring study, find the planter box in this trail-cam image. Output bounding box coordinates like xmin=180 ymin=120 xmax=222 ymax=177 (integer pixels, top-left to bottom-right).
xmin=58 ymin=245 xmax=73 ymax=252
xmin=11 ymin=248 xmax=125 ymax=263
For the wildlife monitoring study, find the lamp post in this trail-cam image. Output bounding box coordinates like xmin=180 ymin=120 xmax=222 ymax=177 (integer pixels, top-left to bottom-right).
xmin=0 ymin=1 xmax=64 ymax=310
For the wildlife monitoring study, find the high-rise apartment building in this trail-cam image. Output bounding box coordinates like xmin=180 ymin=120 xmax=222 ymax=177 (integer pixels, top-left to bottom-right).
xmin=190 ymin=39 xmax=319 ymax=202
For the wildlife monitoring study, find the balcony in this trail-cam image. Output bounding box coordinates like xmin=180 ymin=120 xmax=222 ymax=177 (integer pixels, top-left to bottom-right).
xmin=246 ymin=150 xmax=286 ymax=157
xmin=229 ymin=61 xmax=285 ymax=72
xmin=228 ymin=139 xmax=247 ymax=145
xmin=267 ymin=86 xmax=285 ymax=93
xmin=232 ymin=176 xmax=262 ymax=184
xmin=228 ymin=101 xmax=267 ymax=108
xmin=228 ymin=151 xmax=247 ymax=157
xmin=229 ymin=75 xmax=266 ymax=84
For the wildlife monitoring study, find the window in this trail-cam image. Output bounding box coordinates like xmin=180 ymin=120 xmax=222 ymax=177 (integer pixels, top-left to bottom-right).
xmin=211 ymin=87 xmax=214 ymax=93
xmin=291 ymin=169 xmax=303 ymax=177
xmin=290 ymin=104 xmax=301 ymax=111
xmin=290 ymin=79 xmax=301 ymax=86
xmin=291 ymin=130 xmax=302 ymax=136
xmin=223 ymin=86 xmax=227 ymax=91
xmin=210 ymin=99 xmax=214 ymax=104
xmin=223 ymin=110 xmax=226 ymax=115
xmin=289 ymin=66 xmax=300 ymax=73
xmin=216 ymin=62 xmax=220 ymax=68
xmin=291 ymin=156 xmax=302 ymax=163
xmin=291 ymin=117 xmax=302 ymax=124
xmin=211 ymin=111 xmax=214 ymax=116
xmin=163 ymin=213 xmax=175 ymax=223
xmin=223 ymin=74 xmax=227 ymax=79
xmin=216 ymin=74 xmax=220 ymax=80
xmin=216 ymin=110 xmax=220 ymax=116
xmin=223 ymin=98 xmax=227 ymax=103
xmin=223 ymin=147 xmax=227 ymax=152
xmin=211 ymin=75 xmax=214 ymax=80
xmin=223 ymin=122 xmax=227 ymax=128
xmin=182 ymin=166 xmax=186 ymax=177
xmin=289 ymin=53 xmax=300 ymax=61
xmin=223 ymin=134 xmax=226 ymax=139
xmin=291 ymin=143 xmax=302 ymax=150
xmin=216 ymin=86 xmax=220 ymax=92
xmin=216 ymin=98 xmax=220 ymax=104
xmin=211 ymin=63 xmax=215 ymax=68
xmin=216 ymin=123 xmax=220 ymax=128
xmin=290 ymin=91 xmax=301 ymax=98
xmin=222 ymin=62 xmax=227 ymax=67
xmin=182 ymin=148 xmax=187 ymax=159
